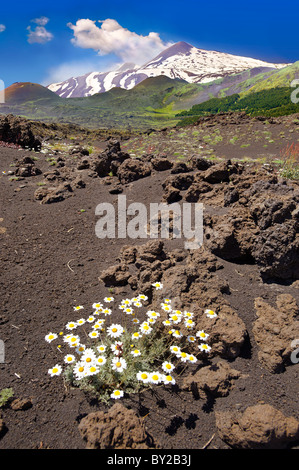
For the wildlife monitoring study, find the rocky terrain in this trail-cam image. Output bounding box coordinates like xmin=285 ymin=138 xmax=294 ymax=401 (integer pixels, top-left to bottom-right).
xmin=0 ymin=114 xmax=298 ymax=450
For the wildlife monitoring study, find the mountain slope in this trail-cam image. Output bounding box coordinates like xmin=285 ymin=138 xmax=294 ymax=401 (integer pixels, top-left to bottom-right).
xmin=5 ymin=82 xmax=61 ymax=105
xmin=48 ymin=41 xmax=289 ymax=98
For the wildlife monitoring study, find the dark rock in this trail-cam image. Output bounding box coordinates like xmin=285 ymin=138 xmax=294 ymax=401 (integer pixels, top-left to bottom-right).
xmin=216 ymin=404 xmax=299 ymax=449
xmin=151 ymin=157 xmax=173 ymax=171
xmin=170 ymin=162 xmax=191 ymax=174
xmin=117 ymin=159 xmax=151 ymax=184
xmin=78 ymin=403 xmax=157 ymax=449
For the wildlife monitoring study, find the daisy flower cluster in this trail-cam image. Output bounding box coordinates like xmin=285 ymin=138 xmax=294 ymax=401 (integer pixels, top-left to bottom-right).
xmin=45 ymin=283 xmax=217 ymax=403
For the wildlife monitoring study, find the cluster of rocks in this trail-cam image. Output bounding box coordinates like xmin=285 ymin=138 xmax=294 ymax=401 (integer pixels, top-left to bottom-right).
xmin=159 ymin=157 xmax=299 ymax=281
xmin=0 ymin=114 xmax=41 ymax=150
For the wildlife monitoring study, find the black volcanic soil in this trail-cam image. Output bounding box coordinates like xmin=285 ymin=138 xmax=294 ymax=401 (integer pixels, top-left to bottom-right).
xmin=0 ymin=114 xmax=299 ymax=450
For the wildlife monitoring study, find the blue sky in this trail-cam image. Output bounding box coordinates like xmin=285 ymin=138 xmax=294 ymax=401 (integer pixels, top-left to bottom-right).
xmin=0 ymin=0 xmax=298 ymax=88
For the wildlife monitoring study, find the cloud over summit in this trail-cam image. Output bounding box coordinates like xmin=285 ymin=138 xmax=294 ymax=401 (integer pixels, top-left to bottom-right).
xmin=67 ymin=18 xmax=172 ymax=64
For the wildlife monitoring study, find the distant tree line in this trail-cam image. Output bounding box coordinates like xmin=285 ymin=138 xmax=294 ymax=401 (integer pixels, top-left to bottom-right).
xmin=176 ymin=87 xmax=299 ymax=126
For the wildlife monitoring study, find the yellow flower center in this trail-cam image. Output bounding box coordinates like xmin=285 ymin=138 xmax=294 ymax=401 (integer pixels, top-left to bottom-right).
xmin=52 ymin=368 xmax=58 ymax=373
xmin=116 ymin=362 xmax=121 ymax=368
xmin=114 ymin=390 xmax=120 ymax=396
xmin=166 ymin=364 xmax=171 ymax=369
xmin=141 ymin=373 xmax=148 ymax=380
xmin=79 ymin=367 xmax=84 ymax=372
xmin=152 ymin=374 xmax=159 ymax=381
xmin=181 ymin=352 xmax=187 ymax=358
xmin=90 ymin=367 xmax=96 ymax=373
xmin=86 ymin=358 xmax=92 ymax=362
xmin=112 ymin=328 xmax=118 ymax=333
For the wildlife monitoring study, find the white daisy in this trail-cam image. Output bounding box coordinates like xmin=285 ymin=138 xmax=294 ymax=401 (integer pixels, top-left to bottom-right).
xmin=48 ymin=364 xmax=62 ymax=377
xmin=107 ymin=324 xmax=124 ymax=339
xmin=73 ymin=305 xmax=84 ymax=311
xmin=187 ymin=354 xmax=198 ymax=364
xmin=162 ymin=361 xmax=175 ymax=373
xmin=205 ymin=309 xmax=218 ymax=319
xmin=162 ymin=374 xmax=176 ymax=385
xmin=111 ymin=357 xmax=127 ymax=373
xmin=132 ymin=331 xmax=142 ymax=340
xmin=92 ymin=302 xmax=103 ymax=310
xmin=66 ymin=335 xmax=80 ymax=347
xmin=66 ymin=321 xmax=77 ymax=331
xmin=45 ymin=332 xmax=58 ymax=343
xmin=131 ymin=349 xmax=141 ymax=357
xmin=179 ymin=351 xmax=189 ymax=362
xmin=86 ymin=364 xmax=99 ymax=376
xmin=161 ymin=303 xmax=172 ymax=313
xmin=139 ymin=322 xmax=153 ymax=335
xmin=96 ymin=344 xmax=106 ymax=354
xmin=169 ymin=313 xmax=182 ymax=324
xmin=81 ymin=349 xmax=97 ymax=364
xmin=136 ymin=371 xmax=151 ymax=383
xmin=96 ymin=355 xmax=106 ymax=366
xmin=138 ymin=294 xmax=148 ymax=301
xmin=198 ymin=343 xmax=212 ymax=353
xmin=64 ymin=354 xmax=76 ymax=364
xmin=172 ymin=329 xmax=183 ymax=339
xmin=124 ymin=307 xmax=134 ymax=315
xmin=184 ymin=311 xmax=194 ymax=319
xmin=111 ymin=389 xmax=124 ymax=399
xmin=184 ymin=319 xmax=195 ymax=329
xmin=76 ymin=344 xmax=86 ymax=355
xmin=187 ymin=335 xmax=196 ymax=343
xmin=86 ymin=316 xmax=95 ymax=323
xmin=152 ymin=282 xmax=163 ymax=290
xmin=146 ymin=310 xmax=160 ymax=319
xmin=103 ymin=308 xmax=112 ymax=316
xmin=149 ymin=371 xmax=162 ymax=384
xmin=73 ymin=362 xmax=88 ymax=380
xmin=89 ymin=330 xmax=99 ymax=339
xmin=76 ymin=318 xmax=86 ymax=326
xmin=170 ymin=345 xmax=181 ymax=356
xmin=104 ymin=297 xmax=114 ymax=303
xmin=196 ymin=330 xmax=209 ymax=340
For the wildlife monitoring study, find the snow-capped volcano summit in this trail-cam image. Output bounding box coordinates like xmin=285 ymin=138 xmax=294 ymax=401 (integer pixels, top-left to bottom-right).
xmin=48 ymin=41 xmax=289 ymax=98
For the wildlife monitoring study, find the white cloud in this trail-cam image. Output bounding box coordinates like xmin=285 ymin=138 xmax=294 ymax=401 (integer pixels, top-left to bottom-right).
xmin=31 ymin=16 xmax=50 ymax=26
xmin=67 ymin=18 xmax=172 ymax=65
xmin=0 ymin=24 xmax=6 ymax=33
xmin=27 ymin=17 xmax=53 ymax=44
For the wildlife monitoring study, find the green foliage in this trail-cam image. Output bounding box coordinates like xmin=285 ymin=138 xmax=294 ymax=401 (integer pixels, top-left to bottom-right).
xmin=0 ymin=388 xmax=14 ymax=408
xmin=176 ymin=87 xmax=299 ymax=123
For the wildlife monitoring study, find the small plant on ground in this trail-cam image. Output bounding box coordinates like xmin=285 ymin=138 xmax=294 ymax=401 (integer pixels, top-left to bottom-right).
xmin=0 ymin=388 xmax=14 ymax=408
xmin=278 ymin=142 xmax=299 ymax=180
xmin=45 ymin=283 xmax=217 ymax=404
